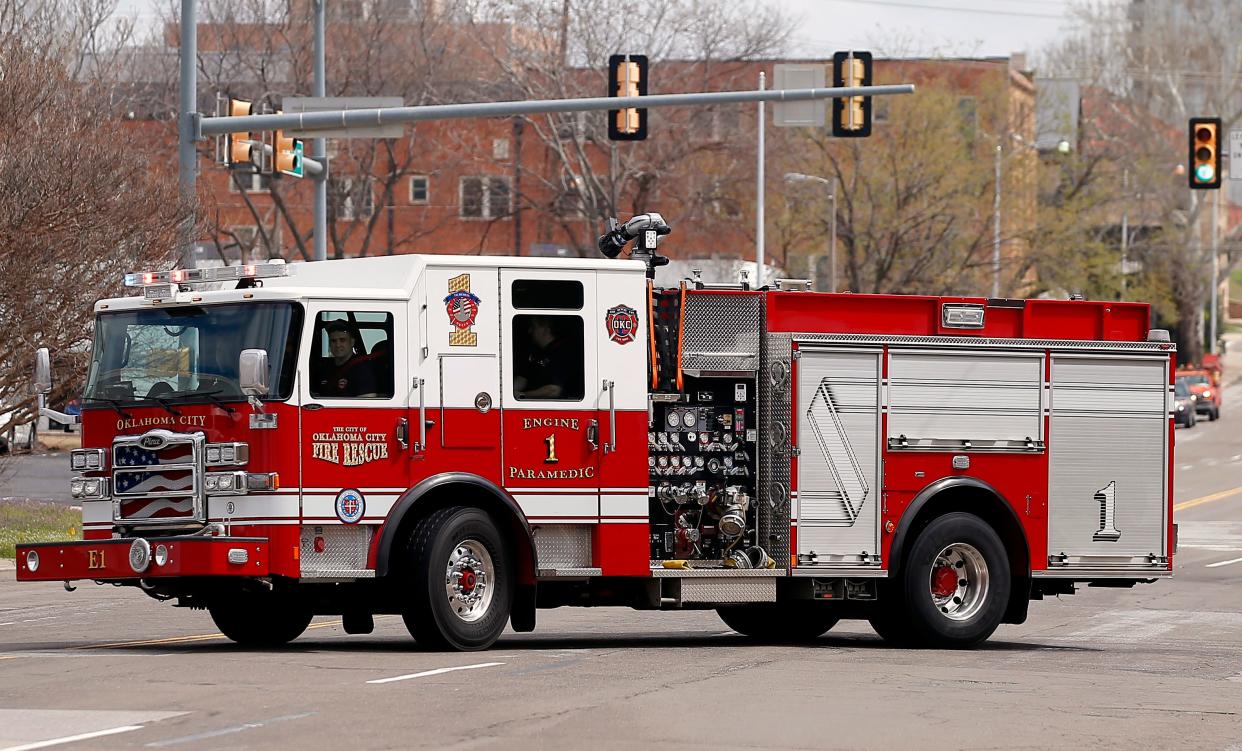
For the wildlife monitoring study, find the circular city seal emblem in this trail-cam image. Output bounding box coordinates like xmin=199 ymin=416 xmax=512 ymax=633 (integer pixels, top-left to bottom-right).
xmin=444 ymin=290 xmax=482 ymax=330
xmin=605 ymin=304 xmax=639 ymax=344
xmin=335 ymin=488 xmax=365 ymax=524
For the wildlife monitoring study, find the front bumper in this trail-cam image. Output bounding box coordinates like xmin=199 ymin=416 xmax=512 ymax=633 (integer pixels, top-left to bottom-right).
xmin=15 ymin=536 xmax=269 ymax=582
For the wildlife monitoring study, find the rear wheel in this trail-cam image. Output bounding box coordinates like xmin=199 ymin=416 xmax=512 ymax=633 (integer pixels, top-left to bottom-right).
xmin=717 ymin=603 xmax=838 ymax=642
xmin=209 ymin=593 xmax=313 ymax=647
xmin=898 ymin=513 xmax=1010 ymax=648
xmin=402 ymin=506 xmax=514 ymax=651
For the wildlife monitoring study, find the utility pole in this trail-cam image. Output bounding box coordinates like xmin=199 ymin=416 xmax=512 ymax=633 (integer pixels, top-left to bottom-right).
xmin=177 ymin=0 xmax=198 ymax=268
xmin=756 ymin=71 xmax=766 ymax=287
xmin=1210 ymin=187 xmax=1220 ymax=355
xmin=312 ymin=0 xmax=327 ymax=262
xmin=1120 ymin=167 xmax=1129 ymax=298
xmin=992 ymin=141 xmax=1002 ymax=298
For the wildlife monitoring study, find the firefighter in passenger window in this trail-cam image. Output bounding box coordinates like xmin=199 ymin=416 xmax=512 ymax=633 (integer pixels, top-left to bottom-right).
xmin=514 ymin=316 xmax=572 ymax=400
xmin=316 ymin=321 xmax=378 ymax=398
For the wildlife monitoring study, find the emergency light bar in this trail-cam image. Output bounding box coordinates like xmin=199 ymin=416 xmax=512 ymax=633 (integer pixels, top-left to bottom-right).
xmin=123 ymin=260 xmax=291 ymax=288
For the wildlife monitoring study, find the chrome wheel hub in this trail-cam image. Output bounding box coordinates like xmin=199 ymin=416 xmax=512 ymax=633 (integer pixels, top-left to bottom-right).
xmin=445 ymin=539 xmax=494 ymax=623
xmin=929 ymin=542 xmax=989 ymax=622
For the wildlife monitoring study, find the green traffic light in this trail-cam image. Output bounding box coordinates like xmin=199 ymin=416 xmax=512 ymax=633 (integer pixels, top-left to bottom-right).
xmin=1196 ymin=163 xmax=1215 ymax=183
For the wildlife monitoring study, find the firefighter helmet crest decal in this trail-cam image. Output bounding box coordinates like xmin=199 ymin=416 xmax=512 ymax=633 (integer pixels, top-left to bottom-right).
xmin=445 ymin=273 xmax=481 ymax=347
xmin=606 ymin=304 xmax=639 ymax=344
xmin=335 ymin=488 xmax=365 ymax=524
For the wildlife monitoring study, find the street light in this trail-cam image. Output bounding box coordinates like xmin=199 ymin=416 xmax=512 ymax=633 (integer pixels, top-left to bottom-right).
xmin=784 ymin=172 xmax=837 ymax=292
xmin=987 ymin=131 xmax=1039 ymax=299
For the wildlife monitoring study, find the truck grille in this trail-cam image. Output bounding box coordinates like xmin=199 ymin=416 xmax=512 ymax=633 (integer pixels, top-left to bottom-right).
xmin=112 ymin=430 xmax=205 ymax=525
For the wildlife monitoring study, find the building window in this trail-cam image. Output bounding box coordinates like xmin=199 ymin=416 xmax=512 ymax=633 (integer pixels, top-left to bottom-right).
xmin=409 ymin=175 xmax=429 ymax=204
xmin=309 ymin=311 xmax=395 ymax=399
xmin=227 ymin=171 xmax=270 ymax=193
xmin=873 ymin=96 xmax=891 ymax=124
xmin=330 ymin=176 xmax=375 ymax=222
xmin=460 ymin=176 xmax=511 ymax=219
xmin=511 ymin=315 xmax=584 ymax=401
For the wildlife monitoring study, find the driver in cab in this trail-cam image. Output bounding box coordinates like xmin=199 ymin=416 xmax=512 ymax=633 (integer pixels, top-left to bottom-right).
xmin=315 ymin=321 xmax=378 ymax=398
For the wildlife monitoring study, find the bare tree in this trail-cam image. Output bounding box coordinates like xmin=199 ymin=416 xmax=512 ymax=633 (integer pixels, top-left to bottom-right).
xmin=465 ymin=0 xmax=793 ymax=255
xmin=1040 ymin=0 xmax=1242 ymax=362
xmin=0 ymin=0 xmax=194 ymax=441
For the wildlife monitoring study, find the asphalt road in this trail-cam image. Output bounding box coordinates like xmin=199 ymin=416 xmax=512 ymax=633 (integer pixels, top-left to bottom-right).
xmin=0 ymin=367 xmax=1240 ymax=749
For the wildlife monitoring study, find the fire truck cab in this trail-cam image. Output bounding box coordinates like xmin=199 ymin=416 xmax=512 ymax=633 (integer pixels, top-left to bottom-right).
xmin=17 ymin=244 xmax=1176 ymax=651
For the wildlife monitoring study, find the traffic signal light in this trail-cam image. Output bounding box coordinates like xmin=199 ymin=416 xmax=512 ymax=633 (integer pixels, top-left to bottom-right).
xmin=832 ymin=50 xmax=872 ymax=138
xmin=1189 ymin=117 xmax=1222 ymax=189
xmin=226 ymin=98 xmax=256 ymax=167
xmin=274 ymin=129 xmax=303 ymax=178
xmin=608 ymin=54 xmax=648 ymax=141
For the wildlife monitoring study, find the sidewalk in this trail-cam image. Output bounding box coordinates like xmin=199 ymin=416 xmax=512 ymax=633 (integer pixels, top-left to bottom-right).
xmin=1221 ymin=332 xmax=1242 ymax=387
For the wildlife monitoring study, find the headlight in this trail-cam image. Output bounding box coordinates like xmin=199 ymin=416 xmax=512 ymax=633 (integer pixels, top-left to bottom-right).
xmin=25 ymin=550 xmax=39 ymax=572
xmin=205 ymin=446 xmax=221 ymax=463
xmin=1204 ymin=390 xmax=1212 ymax=398
xmin=154 ymin=544 xmax=169 ymax=567
xmin=1177 ymin=403 xmax=1185 ymax=411
xmin=70 ymin=479 xmax=85 ymax=497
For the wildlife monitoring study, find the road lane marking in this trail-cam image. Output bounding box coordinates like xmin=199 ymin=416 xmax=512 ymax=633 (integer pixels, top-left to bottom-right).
xmin=143 ymin=712 xmax=314 ymax=748
xmin=1174 ymin=485 xmax=1242 ymax=512
xmin=367 ymin=661 xmax=505 ymax=684
xmin=0 ymin=725 xmax=144 ymax=751
xmin=1206 ymin=557 xmax=1242 ymax=568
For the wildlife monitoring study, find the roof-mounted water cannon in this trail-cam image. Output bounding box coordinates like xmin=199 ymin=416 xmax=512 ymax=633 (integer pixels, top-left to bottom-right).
xmin=598 ymin=212 xmax=671 ymax=279
xmin=123 ymin=260 xmax=292 ymax=299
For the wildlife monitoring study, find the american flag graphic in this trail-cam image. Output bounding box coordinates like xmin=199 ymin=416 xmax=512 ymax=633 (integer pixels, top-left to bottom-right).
xmin=114 ymin=469 xmax=194 ymax=496
xmin=118 ymin=496 xmax=196 ymax=519
xmin=114 ymin=443 xmax=194 ymax=467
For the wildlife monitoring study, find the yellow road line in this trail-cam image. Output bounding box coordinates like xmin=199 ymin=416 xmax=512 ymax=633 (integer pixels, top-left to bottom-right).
xmin=82 ymin=618 xmax=345 ymax=650
xmin=1175 ymin=485 xmax=1242 ymax=512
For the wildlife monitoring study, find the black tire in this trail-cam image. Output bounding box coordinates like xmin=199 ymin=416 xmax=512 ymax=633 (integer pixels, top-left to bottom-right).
xmin=898 ymin=512 xmax=1010 ymax=648
xmin=867 ymin=583 xmax=913 ymax=645
xmin=402 ymin=506 xmax=514 ymax=651
xmin=209 ymin=593 xmax=313 ymax=647
xmin=1211 ymin=406 xmax=1220 ymax=421
xmin=716 ymin=603 xmax=838 ymax=642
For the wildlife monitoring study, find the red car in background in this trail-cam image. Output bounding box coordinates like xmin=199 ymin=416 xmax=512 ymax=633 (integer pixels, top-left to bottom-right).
xmin=1178 ymin=369 xmax=1221 ymax=421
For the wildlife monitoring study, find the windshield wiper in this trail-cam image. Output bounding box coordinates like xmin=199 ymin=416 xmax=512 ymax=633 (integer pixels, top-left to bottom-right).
xmin=137 ymin=396 xmax=181 ymax=417
xmin=82 ymin=397 xmax=134 ymax=420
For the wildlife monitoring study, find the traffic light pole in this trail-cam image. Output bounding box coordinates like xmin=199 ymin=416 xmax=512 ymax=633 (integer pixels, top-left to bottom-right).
xmin=177 ymin=0 xmax=198 ymax=268
xmin=200 ymin=84 xmax=916 ymax=137
xmin=312 ymin=0 xmax=327 ymax=262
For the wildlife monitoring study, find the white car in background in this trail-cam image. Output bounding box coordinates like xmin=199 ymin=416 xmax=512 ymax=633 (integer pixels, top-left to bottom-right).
xmin=0 ymin=409 xmax=35 ymax=454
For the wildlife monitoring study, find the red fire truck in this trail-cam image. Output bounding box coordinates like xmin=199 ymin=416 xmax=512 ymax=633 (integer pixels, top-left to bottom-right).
xmin=16 ymin=215 xmax=1176 ymax=651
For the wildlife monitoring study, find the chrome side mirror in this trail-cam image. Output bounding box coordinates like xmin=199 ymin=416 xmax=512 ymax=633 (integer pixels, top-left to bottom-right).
xmin=239 ymin=349 xmax=269 ymax=397
xmin=33 ymin=348 xmax=52 ymax=395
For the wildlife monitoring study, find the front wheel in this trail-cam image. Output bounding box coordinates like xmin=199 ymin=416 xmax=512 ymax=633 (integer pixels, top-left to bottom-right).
xmin=897 ymin=513 xmax=1011 ymax=648
xmin=402 ymin=506 xmax=514 ymax=651
xmin=209 ymin=593 xmax=313 ymax=647
xmin=717 ymin=603 xmax=838 ymax=642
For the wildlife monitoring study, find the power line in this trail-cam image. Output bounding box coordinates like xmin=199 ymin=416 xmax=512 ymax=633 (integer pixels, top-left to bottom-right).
xmin=828 ymin=0 xmax=1065 ymax=20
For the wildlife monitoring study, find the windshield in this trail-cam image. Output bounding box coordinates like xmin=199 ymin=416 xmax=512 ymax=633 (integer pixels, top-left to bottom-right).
xmin=84 ymin=303 xmax=302 ymax=406
xmin=1175 ymin=381 xmax=1189 ymax=397
xmin=1181 ymin=375 xmax=1210 ymax=386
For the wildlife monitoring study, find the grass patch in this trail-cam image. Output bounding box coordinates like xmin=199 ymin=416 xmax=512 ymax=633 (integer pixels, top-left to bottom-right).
xmin=0 ymin=499 xmax=80 ymax=559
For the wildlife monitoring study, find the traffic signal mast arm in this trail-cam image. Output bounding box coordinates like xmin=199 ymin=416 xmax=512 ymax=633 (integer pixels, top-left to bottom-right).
xmin=199 ymin=83 xmax=915 ymax=137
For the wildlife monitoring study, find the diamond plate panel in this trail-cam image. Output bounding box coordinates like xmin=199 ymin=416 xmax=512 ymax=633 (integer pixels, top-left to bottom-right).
xmin=681 ymin=293 xmax=763 ymax=373
xmin=300 ymin=525 xmax=371 ymax=573
xmin=679 ymin=577 xmax=777 ymax=603
xmin=533 ymin=525 xmax=593 ymax=569
xmin=758 ymin=333 xmax=792 ymax=567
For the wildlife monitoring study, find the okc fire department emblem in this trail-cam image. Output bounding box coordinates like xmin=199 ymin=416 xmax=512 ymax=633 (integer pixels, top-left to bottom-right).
xmin=445 ymin=273 xmax=481 ymax=347
xmin=605 ymin=304 xmax=639 ymax=344
xmin=335 ymin=488 xmax=365 ymax=524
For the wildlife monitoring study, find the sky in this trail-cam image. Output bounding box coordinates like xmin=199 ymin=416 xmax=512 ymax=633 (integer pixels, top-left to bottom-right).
xmin=116 ymin=0 xmax=1099 ymax=60
xmin=771 ymin=0 xmax=1094 ymax=60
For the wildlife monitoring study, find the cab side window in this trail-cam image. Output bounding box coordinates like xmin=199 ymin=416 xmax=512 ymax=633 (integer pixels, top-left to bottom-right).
xmin=310 ymin=311 xmax=395 ymax=399
xmin=511 ymin=314 xmax=584 ymax=401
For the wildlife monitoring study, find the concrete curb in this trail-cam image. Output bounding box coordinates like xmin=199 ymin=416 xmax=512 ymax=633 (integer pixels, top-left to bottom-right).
xmin=0 ymin=558 xmax=15 ymax=572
